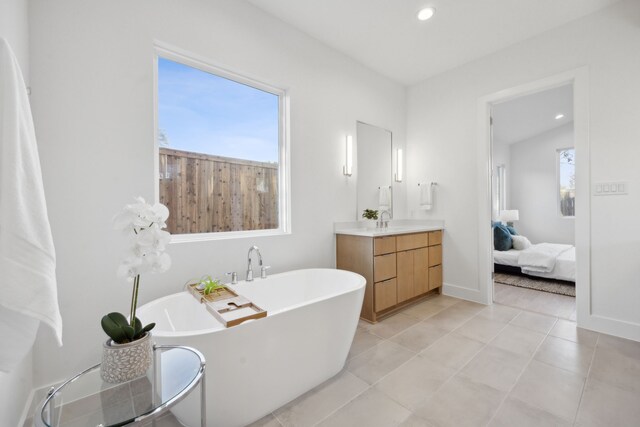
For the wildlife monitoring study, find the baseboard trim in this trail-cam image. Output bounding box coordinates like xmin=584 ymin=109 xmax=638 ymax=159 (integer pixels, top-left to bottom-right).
xmin=22 ymin=382 xmax=60 ymax=427
xmin=442 ymin=282 xmax=486 ymax=304
xmin=18 ymin=387 xmax=36 ymax=427
xmin=580 ymin=313 xmax=640 ymax=342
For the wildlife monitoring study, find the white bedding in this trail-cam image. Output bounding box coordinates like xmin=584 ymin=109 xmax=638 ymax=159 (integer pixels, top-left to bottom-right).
xmin=518 ymin=243 xmax=572 ymax=273
xmin=494 ymin=246 xmax=576 ymax=282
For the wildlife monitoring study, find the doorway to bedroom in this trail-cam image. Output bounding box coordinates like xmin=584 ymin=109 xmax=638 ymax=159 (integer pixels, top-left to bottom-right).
xmin=490 ymin=83 xmax=576 ymax=320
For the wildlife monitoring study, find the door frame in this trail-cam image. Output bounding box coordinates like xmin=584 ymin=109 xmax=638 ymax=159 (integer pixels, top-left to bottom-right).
xmin=475 ymin=67 xmax=590 ymax=326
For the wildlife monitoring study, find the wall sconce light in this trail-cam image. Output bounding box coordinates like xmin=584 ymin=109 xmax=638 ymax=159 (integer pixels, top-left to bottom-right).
xmin=395 ymin=148 xmax=403 ymax=182
xmin=343 ymin=135 xmax=353 ymax=176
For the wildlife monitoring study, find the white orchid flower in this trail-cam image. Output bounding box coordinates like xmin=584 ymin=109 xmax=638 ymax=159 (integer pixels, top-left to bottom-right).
xmin=112 ymin=209 xmax=138 ymax=231
xmin=144 ymin=252 xmax=171 ymax=274
xmin=136 ymin=227 xmax=171 ymax=251
xmin=117 ymin=255 xmax=143 ymax=280
xmin=152 ymin=203 xmax=170 ymax=225
xmin=115 ymin=197 xmax=171 ymax=280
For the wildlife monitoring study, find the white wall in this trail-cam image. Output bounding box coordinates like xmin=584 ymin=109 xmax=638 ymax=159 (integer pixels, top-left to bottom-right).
xmin=28 ymin=0 xmax=406 ymax=386
xmin=407 ymin=0 xmax=640 ymax=340
xmin=510 ymin=123 xmax=574 ymax=244
xmin=0 ymin=1 xmax=33 ymax=425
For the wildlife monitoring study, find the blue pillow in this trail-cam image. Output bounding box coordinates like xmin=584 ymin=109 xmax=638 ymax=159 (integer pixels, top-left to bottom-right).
xmin=506 ymin=226 xmax=518 ymax=235
xmin=493 ymin=223 xmax=513 ymax=251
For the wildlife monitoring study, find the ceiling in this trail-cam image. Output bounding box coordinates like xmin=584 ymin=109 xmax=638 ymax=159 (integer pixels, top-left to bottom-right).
xmin=246 ymin=0 xmax=619 ymax=85
xmin=492 ymin=84 xmax=573 ymax=145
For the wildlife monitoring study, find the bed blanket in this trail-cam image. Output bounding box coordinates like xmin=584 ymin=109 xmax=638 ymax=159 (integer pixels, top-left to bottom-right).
xmin=517 ymin=243 xmax=573 ymax=273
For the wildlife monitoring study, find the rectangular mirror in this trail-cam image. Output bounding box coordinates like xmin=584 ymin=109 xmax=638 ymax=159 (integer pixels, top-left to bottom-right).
xmin=356 ymin=121 xmax=393 ymax=220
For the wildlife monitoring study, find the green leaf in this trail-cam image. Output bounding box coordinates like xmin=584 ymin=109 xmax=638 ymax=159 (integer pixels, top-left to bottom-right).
xmin=202 ymin=276 xmax=222 ymax=295
xmin=106 ymin=312 xmax=129 ymax=327
xmin=123 ymin=325 xmax=135 ymax=340
xmin=133 ymin=317 xmax=143 ymax=335
xmin=101 ymin=314 xmax=127 ymax=343
xmin=142 ymin=323 xmax=155 ymax=334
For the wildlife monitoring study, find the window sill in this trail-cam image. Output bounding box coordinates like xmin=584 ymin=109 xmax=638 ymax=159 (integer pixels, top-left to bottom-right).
xmin=169 ymin=228 xmax=290 ymax=244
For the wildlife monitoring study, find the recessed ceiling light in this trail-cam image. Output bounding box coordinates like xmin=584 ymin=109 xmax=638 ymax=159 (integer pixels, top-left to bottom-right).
xmin=417 ymin=7 xmax=436 ymax=21
xmin=555 ymin=113 xmax=565 ymax=120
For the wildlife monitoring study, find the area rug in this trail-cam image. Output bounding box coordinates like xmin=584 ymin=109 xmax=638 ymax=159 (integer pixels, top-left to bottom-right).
xmin=494 ymin=273 xmax=575 ymax=297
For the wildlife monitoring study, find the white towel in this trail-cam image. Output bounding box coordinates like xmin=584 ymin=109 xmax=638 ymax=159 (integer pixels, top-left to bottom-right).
xmin=0 ymin=37 xmax=63 ymax=372
xmin=379 ymin=186 xmax=391 ymax=210
xmin=419 ymin=183 xmax=433 ymax=210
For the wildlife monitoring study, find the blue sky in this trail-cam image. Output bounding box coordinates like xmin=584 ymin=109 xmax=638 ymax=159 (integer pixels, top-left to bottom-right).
xmin=158 ymin=57 xmax=279 ymax=163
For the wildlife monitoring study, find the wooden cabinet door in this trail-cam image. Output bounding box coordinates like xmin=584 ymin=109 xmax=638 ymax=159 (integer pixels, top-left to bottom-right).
xmin=429 ymin=265 xmax=443 ymax=290
xmin=413 ymin=247 xmax=429 ymax=296
xmin=375 ymin=278 xmax=397 ymax=311
xmin=396 ymin=250 xmax=414 ymax=303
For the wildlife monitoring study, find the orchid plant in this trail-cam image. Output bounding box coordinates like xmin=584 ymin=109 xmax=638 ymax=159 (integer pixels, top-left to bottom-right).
xmin=101 ymin=197 xmax=171 ymax=344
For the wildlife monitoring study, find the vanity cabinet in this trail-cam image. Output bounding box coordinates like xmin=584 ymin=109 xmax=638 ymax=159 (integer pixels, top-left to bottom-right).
xmin=336 ymin=230 xmax=443 ymax=323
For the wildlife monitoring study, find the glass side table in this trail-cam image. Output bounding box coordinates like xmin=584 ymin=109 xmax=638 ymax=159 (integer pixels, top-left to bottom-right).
xmin=35 ymin=345 xmax=206 ymax=427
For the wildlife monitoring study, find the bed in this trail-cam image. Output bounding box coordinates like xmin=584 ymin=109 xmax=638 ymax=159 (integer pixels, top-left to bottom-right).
xmin=494 ymin=245 xmax=576 ymax=282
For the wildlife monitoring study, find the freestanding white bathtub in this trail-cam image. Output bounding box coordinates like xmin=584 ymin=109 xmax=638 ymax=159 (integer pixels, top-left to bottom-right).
xmin=137 ymin=268 xmax=366 ymax=427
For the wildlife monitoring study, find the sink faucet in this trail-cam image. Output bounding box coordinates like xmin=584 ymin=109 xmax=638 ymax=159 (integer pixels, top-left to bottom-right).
xmin=378 ymin=210 xmax=392 ymax=228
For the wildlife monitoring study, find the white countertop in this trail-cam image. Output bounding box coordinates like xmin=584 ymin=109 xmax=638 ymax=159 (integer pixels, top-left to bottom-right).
xmin=334 ymin=219 xmax=445 ymax=237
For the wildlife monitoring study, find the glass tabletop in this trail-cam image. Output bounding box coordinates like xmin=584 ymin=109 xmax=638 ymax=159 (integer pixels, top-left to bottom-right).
xmin=37 ymin=345 xmax=205 ymax=427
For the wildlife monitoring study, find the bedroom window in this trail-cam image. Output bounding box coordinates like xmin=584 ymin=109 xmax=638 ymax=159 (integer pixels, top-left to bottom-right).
xmin=496 ymin=164 xmax=506 ymax=213
xmin=155 ymin=49 xmax=289 ymax=240
xmin=558 ymin=148 xmax=575 ymax=217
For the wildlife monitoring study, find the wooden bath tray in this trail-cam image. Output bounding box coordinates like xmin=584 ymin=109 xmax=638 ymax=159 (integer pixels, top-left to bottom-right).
xmin=187 ymin=283 xmax=267 ymax=327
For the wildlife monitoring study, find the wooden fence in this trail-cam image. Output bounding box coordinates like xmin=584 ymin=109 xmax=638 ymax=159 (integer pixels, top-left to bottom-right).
xmin=159 ymin=148 xmax=279 ymax=234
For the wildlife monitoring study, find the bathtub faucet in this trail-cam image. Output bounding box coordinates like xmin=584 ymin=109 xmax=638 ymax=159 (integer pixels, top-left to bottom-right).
xmin=246 ymin=246 xmax=263 ymax=281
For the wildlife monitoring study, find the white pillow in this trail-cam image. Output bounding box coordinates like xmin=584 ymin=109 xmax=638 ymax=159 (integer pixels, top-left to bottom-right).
xmin=512 ymin=235 xmax=532 ymax=250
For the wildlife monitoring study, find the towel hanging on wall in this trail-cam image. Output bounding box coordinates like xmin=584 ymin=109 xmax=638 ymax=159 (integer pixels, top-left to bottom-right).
xmin=0 ymin=37 xmax=63 ymax=373
xmin=378 ymin=186 xmax=391 ymax=211
xmin=419 ymin=182 xmax=437 ymax=210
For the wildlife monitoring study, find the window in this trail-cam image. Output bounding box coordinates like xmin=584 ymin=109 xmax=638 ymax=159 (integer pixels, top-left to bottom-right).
xmin=156 ymin=50 xmax=288 ymax=239
xmin=558 ymin=148 xmax=575 ymax=217
xmin=495 ymin=164 xmax=506 ymax=213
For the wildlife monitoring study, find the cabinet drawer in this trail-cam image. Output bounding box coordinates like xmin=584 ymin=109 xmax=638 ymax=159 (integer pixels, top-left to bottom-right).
xmin=374 ymin=278 xmax=397 ymax=312
xmin=428 ymin=245 xmax=442 ymax=267
xmin=374 ymin=236 xmax=396 ymax=256
xmin=397 ymin=232 xmax=429 ymax=251
xmin=428 ymin=230 xmax=442 ymax=246
xmin=429 ymin=265 xmax=443 ymax=290
xmin=374 ymin=253 xmax=396 ymax=282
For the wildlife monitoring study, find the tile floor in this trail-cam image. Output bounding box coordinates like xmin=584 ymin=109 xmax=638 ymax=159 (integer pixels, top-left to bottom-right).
xmin=494 ymin=282 xmax=576 ymax=320
xmin=29 ymin=294 xmax=640 ymax=427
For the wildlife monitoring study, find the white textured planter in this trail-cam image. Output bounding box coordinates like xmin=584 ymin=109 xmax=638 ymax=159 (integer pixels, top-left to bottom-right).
xmin=100 ymin=332 xmax=152 ymax=383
